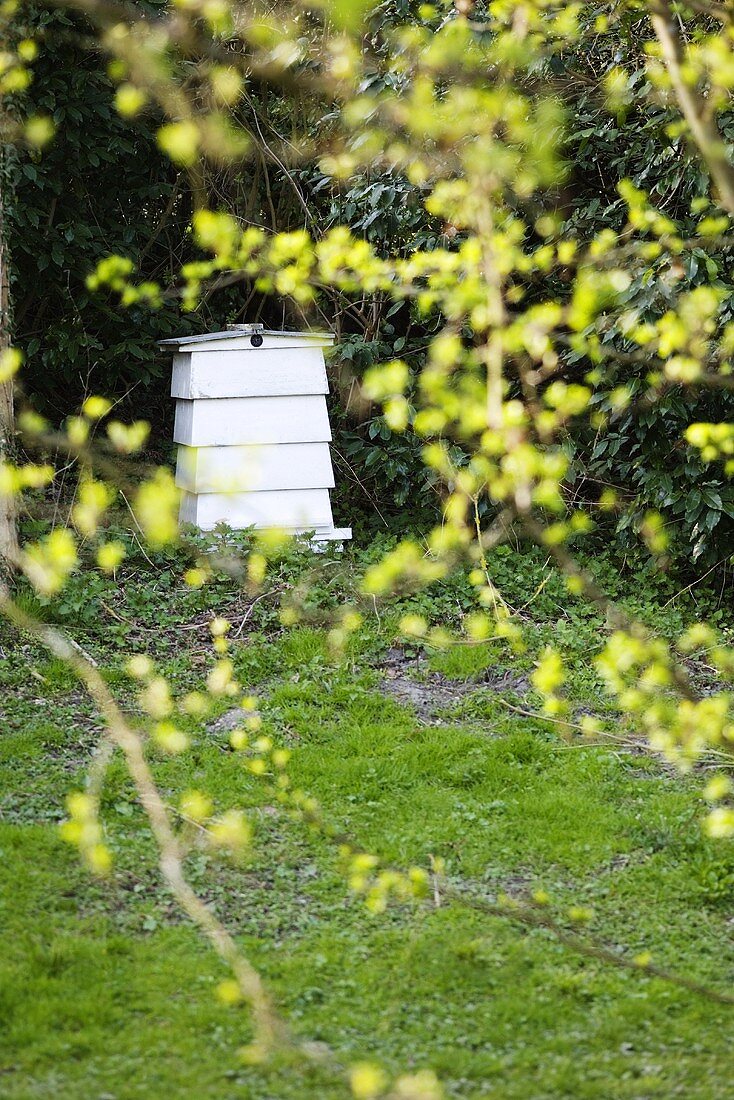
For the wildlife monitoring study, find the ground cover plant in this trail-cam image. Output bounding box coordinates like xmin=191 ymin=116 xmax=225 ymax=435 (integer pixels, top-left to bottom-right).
xmin=2 ymin=539 xmax=734 ymax=1098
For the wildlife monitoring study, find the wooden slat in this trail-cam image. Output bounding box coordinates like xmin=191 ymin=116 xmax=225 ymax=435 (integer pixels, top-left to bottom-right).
xmin=176 ymin=442 xmax=335 ymax=493
xmin=171 ymin=347 xmax=329 ymax=400
xmin=173 ymin=395 xmax=332 ymax=447
xmin=179 ymin=488 xmax=335 ymax=531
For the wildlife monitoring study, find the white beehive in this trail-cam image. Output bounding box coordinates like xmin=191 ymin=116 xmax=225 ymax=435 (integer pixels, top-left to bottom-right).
xmin=159 ymin=324 xmax=351 ymax=542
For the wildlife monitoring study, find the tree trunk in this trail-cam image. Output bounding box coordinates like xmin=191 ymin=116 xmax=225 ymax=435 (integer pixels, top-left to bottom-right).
xmin=0 ymin=153 xmax=18 ymax=566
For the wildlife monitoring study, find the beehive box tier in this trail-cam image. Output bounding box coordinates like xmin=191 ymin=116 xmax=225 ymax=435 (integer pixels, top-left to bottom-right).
xmin=173 ymin=395 xmax=332 ymax=448
xmin=171 ymin=347 xmax=328 ymax=400
xmin=176 ymin=442 xmax=335 ymax=494
xmin=179 ymin=488 xmax=337 ymax=532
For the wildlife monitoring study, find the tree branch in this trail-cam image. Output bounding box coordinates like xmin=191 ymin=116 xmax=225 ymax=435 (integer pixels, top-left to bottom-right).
xmin=651 ymin=1 xmax=734 ymax=215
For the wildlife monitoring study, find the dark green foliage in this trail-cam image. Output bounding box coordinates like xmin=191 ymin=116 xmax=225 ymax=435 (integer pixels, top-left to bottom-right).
xmin=558 ymin=11 xmax=734 ymax=562
xmin=328 ymin=328 xmax=437 ymax=529
xmin=301 ymin=164 xmax=445 ymax=525
xmin=9 ymin=4 xmax=197 ymax=418
xmin=316 ymin=4 xmax=734 ymax=555
xmin=578 ymin=384 xmax=734 ymax=562
xmin=11 ymin=2 xmax=734 ymax=560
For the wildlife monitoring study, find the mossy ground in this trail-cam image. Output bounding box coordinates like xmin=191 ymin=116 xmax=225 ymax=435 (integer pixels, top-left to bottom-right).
xmin=1 ymin=537 xmax=733 ymax=1098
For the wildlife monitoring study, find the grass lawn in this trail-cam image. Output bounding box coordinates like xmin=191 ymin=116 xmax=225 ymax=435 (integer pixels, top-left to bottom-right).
xmin=1 ymin=538 xmax=733 ymax=1098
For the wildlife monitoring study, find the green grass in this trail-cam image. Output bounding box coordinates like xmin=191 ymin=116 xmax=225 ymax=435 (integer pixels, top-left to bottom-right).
xmin=1 ymin=541 xmax=733 ymax=1098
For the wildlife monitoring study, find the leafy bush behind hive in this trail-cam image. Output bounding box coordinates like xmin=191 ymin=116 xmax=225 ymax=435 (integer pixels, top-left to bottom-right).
xmin=8 ymin=5 xmax=196 ymax=421
xmin=10 ymin=1 xmax=734 ymax=561
xmin=558 ymin=11 xmax=734 ymax=562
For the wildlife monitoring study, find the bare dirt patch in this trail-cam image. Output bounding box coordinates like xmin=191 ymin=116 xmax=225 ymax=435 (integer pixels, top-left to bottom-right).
xmin=377 ymin=646 xmax=529 ymax=724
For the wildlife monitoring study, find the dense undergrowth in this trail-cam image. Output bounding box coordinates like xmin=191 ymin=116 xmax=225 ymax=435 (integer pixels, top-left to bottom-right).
xmin=1 ymin=537 xmax=733 ymax=1098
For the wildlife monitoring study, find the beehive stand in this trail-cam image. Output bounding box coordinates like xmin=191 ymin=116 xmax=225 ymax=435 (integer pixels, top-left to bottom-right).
xmin=159 ymin=325 xmax=351 ymax=542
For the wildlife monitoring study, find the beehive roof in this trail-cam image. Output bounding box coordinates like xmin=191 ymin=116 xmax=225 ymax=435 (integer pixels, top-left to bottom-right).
xmin=158 ymin=325 xmax=334 ymax=348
